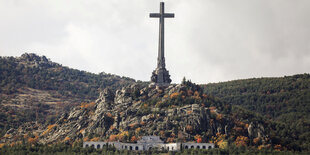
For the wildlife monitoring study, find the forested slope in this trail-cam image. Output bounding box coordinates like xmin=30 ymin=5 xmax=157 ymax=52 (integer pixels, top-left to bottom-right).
xmin=203 ymin=74 xmax=310 ymax=150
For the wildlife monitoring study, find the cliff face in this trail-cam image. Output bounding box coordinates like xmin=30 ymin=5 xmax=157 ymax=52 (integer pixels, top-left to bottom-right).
xmin=2 ymin=82 xmax=270 ymax=148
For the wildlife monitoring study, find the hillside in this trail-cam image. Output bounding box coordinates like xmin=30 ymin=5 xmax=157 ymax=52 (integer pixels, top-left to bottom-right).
xmin=0 ymin=53 xmax=136 ymax=136
xmin=1 ymin=53 xmax=310 ymax=153
xmin=203 ymin=74 xmax=310 ymax=151
xmin=2 ymin=81 xmax=306 ymax=152
xmin=2 ymin=82 xmax=272 ymax=148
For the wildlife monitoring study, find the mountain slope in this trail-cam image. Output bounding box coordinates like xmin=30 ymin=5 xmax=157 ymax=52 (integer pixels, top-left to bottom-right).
xmin=2 ymin=82 xmax=297 ymax=151
xmin=0 ymin=53 xmax=136 ymax=136
xmin=202 ymin=74 xmax=310 ymax=151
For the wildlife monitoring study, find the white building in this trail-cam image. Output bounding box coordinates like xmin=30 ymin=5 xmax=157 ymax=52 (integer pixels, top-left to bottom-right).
xmin=83 ymin=136 xmax=215 ymax=151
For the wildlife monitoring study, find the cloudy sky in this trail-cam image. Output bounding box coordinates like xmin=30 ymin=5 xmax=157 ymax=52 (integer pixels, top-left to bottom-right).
xmin=0 ymin=0 xmax=309 ymax=84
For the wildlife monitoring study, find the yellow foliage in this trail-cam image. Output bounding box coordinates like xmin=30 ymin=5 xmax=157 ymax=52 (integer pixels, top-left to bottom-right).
xmin=210 ymin=133 xmax=227 ymax=147
xmin=235 ymin=136 xmax=249 ymax=147
xmin=218 ymin=141 xmax=228 ymax=149
xmin=135 ymin=127 xmax=141 ymax=134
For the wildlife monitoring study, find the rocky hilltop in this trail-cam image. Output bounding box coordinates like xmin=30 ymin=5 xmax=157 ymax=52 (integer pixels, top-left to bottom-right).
xmin=0 ymin=53 xmax=135 ymax=137
xmin=2 ymin=81 xmax=272 ymax=150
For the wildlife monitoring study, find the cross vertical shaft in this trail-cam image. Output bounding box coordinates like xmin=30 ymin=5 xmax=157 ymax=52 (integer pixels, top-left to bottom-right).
xmin=150 ymin=2 xmax=174 ymax=86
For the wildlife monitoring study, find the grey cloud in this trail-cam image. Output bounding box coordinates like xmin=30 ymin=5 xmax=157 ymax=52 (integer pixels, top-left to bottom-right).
xmin=0 ymin=0 xmax=309 ymax=84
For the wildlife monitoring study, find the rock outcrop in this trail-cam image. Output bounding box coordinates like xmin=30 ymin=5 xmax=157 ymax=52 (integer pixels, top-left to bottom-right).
xmin=1 ymin=83 xmax=270 ymax=146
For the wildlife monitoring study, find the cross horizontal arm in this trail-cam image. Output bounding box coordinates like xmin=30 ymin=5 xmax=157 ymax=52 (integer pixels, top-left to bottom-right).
xmin=164 ymin=13 xmax=175 ymax=18
xmin=150 ymin=13 xmax=161 ymax=18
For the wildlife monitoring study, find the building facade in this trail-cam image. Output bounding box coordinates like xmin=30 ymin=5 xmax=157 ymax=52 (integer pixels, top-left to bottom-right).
xmin=83 ymin=136 xmax=215 ymax=151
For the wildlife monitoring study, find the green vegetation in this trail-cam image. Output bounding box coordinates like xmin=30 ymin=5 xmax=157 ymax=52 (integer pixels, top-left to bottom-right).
xmin=0 ymin=54 xmax=135 ymax=99
xmin=203 ymin=74 xmax=310 ymax=151
xmin=0 ymin=53 xmax=135 ymax=137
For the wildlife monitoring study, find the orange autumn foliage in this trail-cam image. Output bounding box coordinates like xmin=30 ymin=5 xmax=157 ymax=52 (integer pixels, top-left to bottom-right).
xmin=106 ymin=112 xmax=113 ymax=118
xmin=185 ymin=125 xmax=193 ymax=133
xmin=253 ymin=137 xmax=261 ymax=145
xmin=91 ymin=137 xmax=100 ymax=141
xmin=131 ymin=136 xmax=138 ymax=142
xmin=28 ymin=136 xmax=38 ymax=144
xmin=109 ymin=135 xmax=118 ymax=142
xmin=42 ymin=124 xmax=57 ymax=136
xmin=83 ymin=137 xmax=89 ymax=142
xmin=194 ymin=134 xmax=202 ymax=143
xmin=135 ymin=127 xmax=141 ymax=134
xmin=80 ymin=102 xmax=95 ymax=108
xmin=64 ymin=137 xmax=70 ymax=141
xmin=0 ymin=143 xmax=5 ymax=148
xmin=235 ymin=136 xmax=249 ymax=147
xmin=170 ymin=92 xmax=180 ymax=98
xmin=216 ymin=114 xmax=223 ymax=120
xmin=167 ymin=137 xmax=175 ymax=143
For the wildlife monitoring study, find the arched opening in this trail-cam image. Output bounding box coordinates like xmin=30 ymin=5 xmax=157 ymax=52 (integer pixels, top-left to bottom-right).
xmin=130 ymin=146 xmax=133 ymax=150
xmin=85 ymin=144 xmax=89 ymax=147
xmin=162 ymin=147 xmax=164 ymax=150
xmin=208 ymin=146 xmax=212 ymax=149
xmin=135 ymin=146 xmax=139 ymax=150
xmin=191 ymin=145 xmax=194 ymax=149
xmin=125 ymin=146 xmax=128 ymax=149
xmin=122 ymin=146 xmax=123 ymax=149
xmin=203 ymin=145 xmax=206 ymax=149
xmin=167 ymin=147 xmax=169 ymax=150
xmin=197 ymin=145 xmax=200 ymax=149
xmin=185 ymin=145 xmax=188 ymax=149
xmin=149 ymin=147 xmax=152 ymax=150
xmin=91 ymin=144 xmax=95 ymax=148
xmin=172 ymin=147 xmax=174 ymax=150
xmin=97 ymin=144 xmax=100 ymax=149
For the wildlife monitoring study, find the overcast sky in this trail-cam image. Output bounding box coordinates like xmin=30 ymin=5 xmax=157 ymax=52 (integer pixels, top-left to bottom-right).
xmin=0 ymin=0 xmax=309 ymax=84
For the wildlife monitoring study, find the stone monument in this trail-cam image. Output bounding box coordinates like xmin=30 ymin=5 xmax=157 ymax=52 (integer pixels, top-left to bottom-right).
xmin=150 ymin=2 xmax=174 ymax=86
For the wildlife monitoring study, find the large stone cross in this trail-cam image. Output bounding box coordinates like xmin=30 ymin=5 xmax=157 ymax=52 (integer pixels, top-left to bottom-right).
xmin=149 ymin=2 xmax=174 ymax=86
xmin=150 ymin=2 xmax=174 ymax=69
